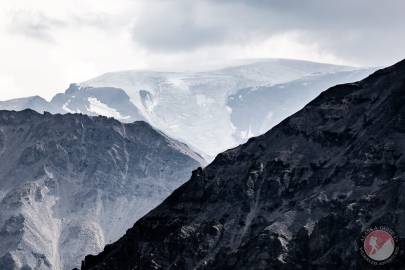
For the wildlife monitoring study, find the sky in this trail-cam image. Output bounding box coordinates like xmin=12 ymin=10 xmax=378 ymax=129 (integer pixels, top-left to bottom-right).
xmin=0 ymin=0 xmax=404 ymax=101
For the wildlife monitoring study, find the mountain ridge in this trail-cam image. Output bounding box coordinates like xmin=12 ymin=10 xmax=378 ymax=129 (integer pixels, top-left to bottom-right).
xmin=0 ymin=109 xmax=204 ymax=270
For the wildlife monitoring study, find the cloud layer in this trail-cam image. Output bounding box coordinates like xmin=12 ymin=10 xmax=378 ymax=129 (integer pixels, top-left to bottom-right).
xmin=0 ymin=0 xmax=404 ymax=100
xmin=130 ymin=0 xmax=405 ymax=64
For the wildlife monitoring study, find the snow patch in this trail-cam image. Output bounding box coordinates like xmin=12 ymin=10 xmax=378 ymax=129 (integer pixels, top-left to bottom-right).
xmin=87 ymin=97 xmax=130 ymax=121
xmin=62 ymin=100 xmax=80 ymax=113
xmin=240 ymin=126 xmax=255 ymax=140
xmin=304 ymin=219 xmax=315 ymax=236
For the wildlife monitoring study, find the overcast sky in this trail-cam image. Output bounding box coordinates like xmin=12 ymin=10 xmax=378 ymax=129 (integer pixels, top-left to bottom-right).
xmin=0 ymin=0 xmax=404 ymax=101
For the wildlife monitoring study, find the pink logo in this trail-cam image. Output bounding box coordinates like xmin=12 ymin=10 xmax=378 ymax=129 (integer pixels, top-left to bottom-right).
xmin=361 ymin=227 xmax=398 ymax=264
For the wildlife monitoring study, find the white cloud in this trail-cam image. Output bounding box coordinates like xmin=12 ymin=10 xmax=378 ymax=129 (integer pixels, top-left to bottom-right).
xmin=0 ymin=0 xmax=144 ymax=100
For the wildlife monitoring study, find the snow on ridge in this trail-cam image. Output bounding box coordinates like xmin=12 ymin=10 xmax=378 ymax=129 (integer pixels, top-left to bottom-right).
xmin=62 ymin=100 xmax=74 ymax=113
xmin=86 ymin=97 xmax=130 ymax=121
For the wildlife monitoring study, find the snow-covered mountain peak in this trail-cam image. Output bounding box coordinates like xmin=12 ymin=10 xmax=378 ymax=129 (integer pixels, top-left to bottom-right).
xmin=0 ymin=59 xmax=376 ymax=158
xmin=79 ymin=59 xmax=373 ymax=156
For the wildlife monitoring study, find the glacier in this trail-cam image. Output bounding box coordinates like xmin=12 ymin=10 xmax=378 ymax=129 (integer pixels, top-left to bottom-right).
xmin=0 ymin=59 xmax=376 ymax=158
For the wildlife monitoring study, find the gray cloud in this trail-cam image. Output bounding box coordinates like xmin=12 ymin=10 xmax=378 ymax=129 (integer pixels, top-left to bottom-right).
xmin=132 ymin=15 xmax=227 ymax=51
xmin=8 ymin=11 xmax=66 ymax=42
xmin=7 ymin=9 xmax=119 ymax=43
xmin=131 ymin=1 xmax=229 ymax=52
xmin=131 ymin=0 xmax=405 ymax=65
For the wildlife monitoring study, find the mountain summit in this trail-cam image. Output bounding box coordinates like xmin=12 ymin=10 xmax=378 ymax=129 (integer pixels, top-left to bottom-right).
xmin=81 ymin=59 xmax=405 ymax=270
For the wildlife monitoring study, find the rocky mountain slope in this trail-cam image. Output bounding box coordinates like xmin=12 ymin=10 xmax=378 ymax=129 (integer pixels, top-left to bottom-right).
xmin=0 ymin=110 xmax=203 ymax=270
xmin=81 ymin=59 xmax=405 ymax=270
xmin=0 ymin=59 xmax=375 ymax=157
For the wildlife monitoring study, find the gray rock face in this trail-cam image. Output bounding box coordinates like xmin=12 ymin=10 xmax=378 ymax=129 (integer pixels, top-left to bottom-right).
xmin=0 ymin=110 xmax=203 ymax=270
xmin=81 ymin=59 xmax=405 ymax=270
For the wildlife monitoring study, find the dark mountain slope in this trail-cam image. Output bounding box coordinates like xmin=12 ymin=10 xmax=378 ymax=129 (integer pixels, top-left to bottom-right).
xmin=81 ymin=59 xmax=405 ymax=270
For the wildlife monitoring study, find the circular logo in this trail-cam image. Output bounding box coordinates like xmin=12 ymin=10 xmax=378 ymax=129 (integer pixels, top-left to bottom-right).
xmin=360 ymin=226 xmax=399 ymax=265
